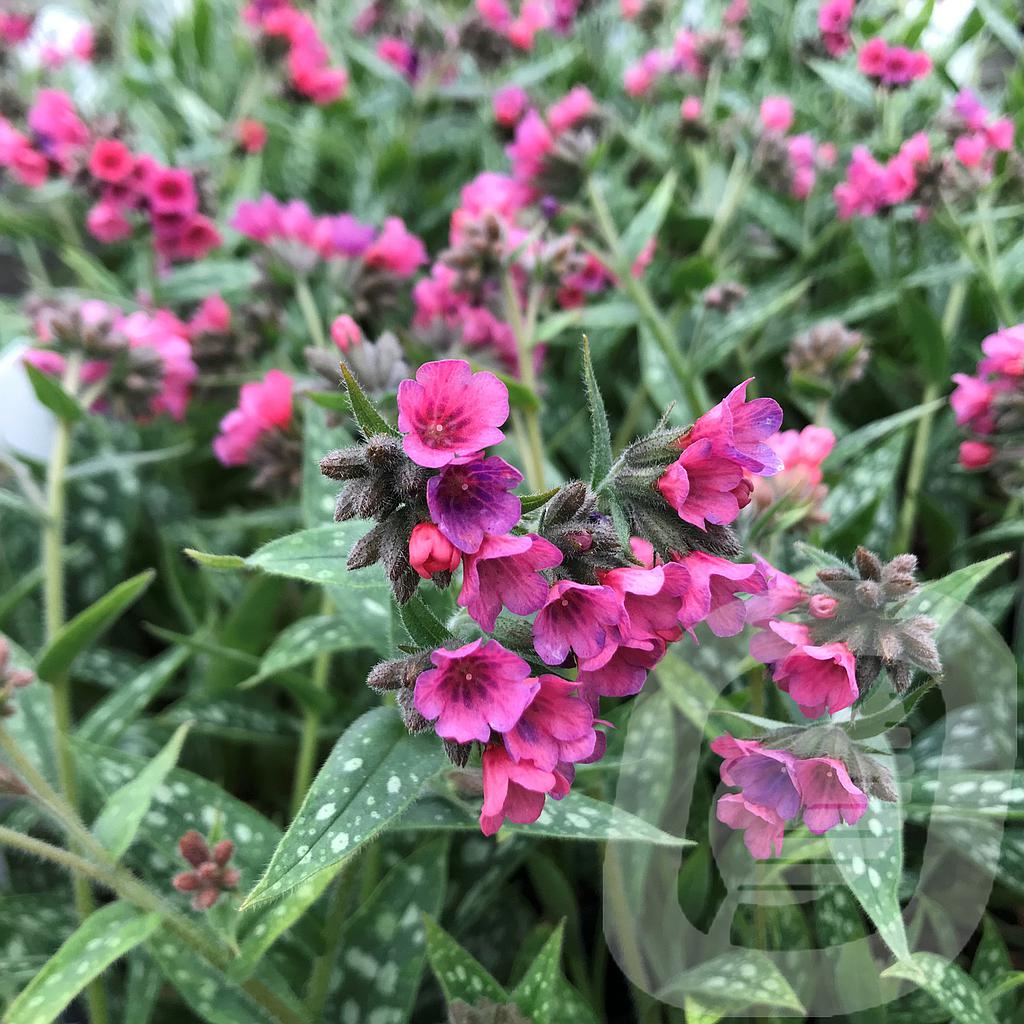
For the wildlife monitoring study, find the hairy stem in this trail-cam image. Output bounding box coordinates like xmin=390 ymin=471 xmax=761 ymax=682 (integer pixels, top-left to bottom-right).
xmin=502 ymin=272 xmax=546 ymax=490
xmin=296 ymin=277 xmax=329 ymax=349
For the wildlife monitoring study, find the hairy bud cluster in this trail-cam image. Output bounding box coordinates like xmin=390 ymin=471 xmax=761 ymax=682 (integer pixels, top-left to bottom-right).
xmin=786 ymin=319 xmax=869 ymax=395
xmin=172 ymin=830 xmax=240 ymax=911
xmin=537 ymin=480 xmax=626 ymax=583
xmin=533 ymin=117 xmax=603 ymax=199
xmin=26 ymin=296 xmax=125 ymax=360
xmin=306 ymin=332 xmax=408 ymax=397
xmin=321 ymin=435 xmax=432 ymax=604
xmin=440 ymin=213 xmax=507 ymax=299
xmin=811 ymin=547 xmax=941 ymax=694
xmin=702 ymin=281 xmax=748 ymax=313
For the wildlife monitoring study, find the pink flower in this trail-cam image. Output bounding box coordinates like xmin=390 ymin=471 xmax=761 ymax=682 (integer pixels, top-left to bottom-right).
xmin=506 ymin=109 xmax=553 ymax=183
xmin=623 ymin=51 xmax=665 ymax=97
xmin=744 ymin=559 xmax=805 ymax=629
xmin=857 ymin=37 xmax=888 ymax=78
xmin=986 ymin=118 xmax=1014 ymax=152
xmin=677 ymin=553 xmax=765 ymax=637
xmin=479 ymin=743 xmax=570 ymax=835
xmin=377 ymin=36 xmax=417 ymax=80
xmin=601 ymin=561 xmax=707 ymax=642
xmin=533 ymin=581 xmax=624 ymax=665
xmin=658 ymin=439 xmax=751 ymax=530
xmin=955 ymin=133 xmax=987 ymax=168
xmin=477 ymin=0 xmax=512 ymax=31
xmin=620 ymin=0 xmax=644 ymax=18
xmin=576 ymin=639 xmax=664 ymax=706
xmin=71 ymin=25 xmax=94 ymax=61
xmin=794 ymin=757 xmax=867 ymax=833
xmin=397 ymin=359 xmax=509 ymax=468
xmin=237 ymin=119 xmax=268 ymax=153
xmin=86 ymin=201 xmax=132 ymax=243
xmin=716 ymin=793 xmax=785 ymax=858
xmin=493 ymin=85 xmax=528 ymax=127
xmin=459 ymin=533 xmax=563 ymax=632
xmin=89 ymin=139 xmax=135 ymax=183
xmin=503 ymin=674 xmax=596 ymax=770
xmin=362 ymin=217 xmax=426 ymax=277
xmin=330 ymin=314 xmax=362 ymax=350
xmin=959 ymin=440 xmax=995 ymax=469
xmin=712 ymin=733 xmax=801 ymax=819
xmin=760 ymin=96 xmax=794 ymax=133
xmin=213 ymin=369 xmax=294 ymax=465
xmin=818 ymin=0 xmax=853 ymax=34
xmin=809 ymin=594 xmax=838 ymax=619
xmin=680 ymin=96 xmax=702 ymax=122
xmin=148 ymin=168 xmax=198 ymax=217
xmin=27 ymin=90 xmax=88 ymax=164
xmin=190 ymin=295 xmax=231 ymax=336
xmin=547 ymin=85 xmax=594 ymax=134
xmin=980 ymin=325 xmax=1024 ymax=377
xmin=413 ymin=638 xmax=537 ymax=744
xmin=950 ymin=373 xmax=995 ymax=430
xmin=426 ymin=456 xmax=523 ymax=554
xmin=751 ymin=425 xmax=835 ymax=520
xmin=171 ymin=215 xmax=222 ymax=262
xmin=8 ymin=140 xmax=48 ymax=187
xmin=408 ymin=523 xmax=461 ymax=579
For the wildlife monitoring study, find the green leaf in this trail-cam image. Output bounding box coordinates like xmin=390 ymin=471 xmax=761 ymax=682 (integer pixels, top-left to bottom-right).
xmin=327 ymin=838 xmax=450 ymax=1017
xmin=906 ymin=554 xmax=1011 ymax=626
xmin=512 ymin=923 xmax=564 ymax=1023
xmin=883 ymin=953 xmax=997 ymax=1024
xmin=620 ymin=170 xmax=677 ymax=268
xmin=78 ymin=647 xmax=190 ymax=746
xmin=976 ymin=0 xmax=1022 ymax=54
xmin=36 ymin=570 xmax=156 ymax=682
xmin=23 ymin=362 xmax=82 ymax=423
xmin=5 ymin=902 xmax=161 ymax=1024
xmin=581 ymin=335 xmax=613 ymax=489
xmin=399 ymin=594 xmax=454 ymax=649
xmin=828 ymin=779 xmax=910 ymax=961
xmin=898 ymin=291 xmax=948 ymax=386
xmin=424 ymin=914 xmax=508 ymax=1004
xmin=156 ymin=259 xmax=261 ymax=304
xmin=242 ymin=708 xmax=446 ymax=907
xmin=246 ymin=523 xmax=386 ymax=589
xmin=520 ymin=487 xmax=561 ymax=514
xmin=827 ymin=398 xmax=946 ymax=468
xmin=658 ymin=950 xmax=804 ymax=1014
xmin=92 ymin=723 xmax=191 ymax=860
xmin=808 ymin=58 xmax=875 ymax=105
xmin=183 ymin=548 xmax=248 ymax=571
xmin=302 ymin=401 xmax=350 ymax=528
xmin=340 ymin=363 xmax=400 ymax=438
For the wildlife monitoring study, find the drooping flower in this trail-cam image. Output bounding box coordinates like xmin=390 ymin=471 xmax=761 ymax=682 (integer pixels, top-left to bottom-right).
xmin=397 ymin=359 xmax=509 ymax=468
xmin=794 ymin=756 xmax=868 ymax=833
xmin=426 ymin=456 xmax=523 ymax=553
xmin=362 ymin=216 xmax=427 ymax=277
xmin=459 ymin=533 xmax=563 ymax=632
xmin=716 ymin=793 xmax=785 ymax=859
xmin=711 ymin=733 xmax=801 ymax=820
xmin=576 ymin=638 xmax=664 ymax=707
xmin=532 ymin=581 xmax=624 ymax=665
xmin=408 ymin=523 xmax=461 ymax=579
xmin=413 ymin=638 xmax=537 ymax=744
xmin=213 ymin=369 xmax=294 ymax=466
xmin=676 ymin=553 xmax=765 ymax=637
xmin=503 ymin=674 xmax=596 ymax=770
xmin=479 ymin=743 xmax=571 ymax=835
xmin=657 ymin=439 xmax=751 ymax=529
xmin=751 ymin=426 xmax=835 ymax=523
xmin=493 ymin=85 xmax=529 ymax=127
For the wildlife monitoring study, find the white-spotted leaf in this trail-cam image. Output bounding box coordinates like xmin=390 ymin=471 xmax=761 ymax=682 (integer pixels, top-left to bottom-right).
xmin=424 ymin=914 xmax=508 ymax=1005
xmin=246 ymin=523 xmax=387 ymax=589
xmin=883 ymin=953 xmax=997 ymax=1024
xmin=658 ymin=949 xmax=804 ymax=1014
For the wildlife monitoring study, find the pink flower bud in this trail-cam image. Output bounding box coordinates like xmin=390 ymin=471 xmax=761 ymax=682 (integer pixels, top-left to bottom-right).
xmin=408 ymin=523 xmax=461 ymax=579
xmin=959 ymin=440 xmax=994 ymax=469
xmin=759 ymin=95 xmax=794 ymax=133
xmin=212 ymin=839 xmax=234 ymax=866
xmin=178 ymin=829 xmax=210 ymax=868
xmin=330 ymin=314 xmax=362 ymax=351
xmin=808 ymin=594 xmax=838 ymax=619
xmin=172 ymin=871 xmax=200 ymax=892
xmin=680 ymin=96 xmax=702 ymax=122
xmin=236 ymin=119 xmax=267 ymax=154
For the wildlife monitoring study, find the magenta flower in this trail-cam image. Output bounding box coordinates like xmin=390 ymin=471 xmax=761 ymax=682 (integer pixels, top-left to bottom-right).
xmin=950 ymin=373 xmax=996 ymax=432
xmin=532 ymin=581 xmax=624 ymax=665
xmin=711 ymin=733 xmax=801 ymax=820
xmin=677 ymin=553 xmax=766 ymax=637
xmin=716 ymin=793 xmax=785 ymax=859
xmin=744 ymin=559 xmax=806 ymax=629
xmin=657 ymin=439 xmax=751 ymax=529
xmin=765 ymin=629 xmax=859 ymax=719
xmin=362 ymin=217 xmax=427 ymax=277
xmin=600 ymin=563 xmax=707 ymax=643
xmin=397 ymin=359 xmax=509 ymax=468
xmin=980 ymin=325 xmax=1024 ymax=378
xmin=794 ymin=757 xmax=868 ymax=833
xmin=413 ymin=639 xmax=537 ymax=744
xmin=213 ymin=369 xmax=293 ymax=466
xmin=479 ymin=743 xmax=571 ymax=836
xmin=759 ymin=96 xmax=794 ymax=133
xmin=458 ymin=533 xmax=563 ymax=632
xmin=426 ymin=457 xmax=523 ymax=554
xmin=503 ymin=675 xmax=596 ymax=771
xmin=577 ymin=638 xmax=664 ymax=707
xmin=408 ymin=523 xmax=461 ymax=580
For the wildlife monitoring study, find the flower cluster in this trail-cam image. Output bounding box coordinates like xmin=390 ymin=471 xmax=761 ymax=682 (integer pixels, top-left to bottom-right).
xmin=817 ymin=0 xmax=854 ymax=58
xmin=244 ymin=1 xmax=348 ymax=104
xmin=751 ymin=425 xmax=835 ymax=526
xmin=754 ymin=95 xmax=835 ymax=200
xmin=952 ymin=323 xmax=1024 ymax=486
xmin=857 ymin=38 xmax=931 ymax=88
xmin=948 ymin=90 xmax=1015 ymax=171
xmin=25 ymin=297 xmax=198 ymax=421
xmin=786 ymin=318 xmax=869 ymax=396
xmin=172 ymin=830 xmax=241 ymax=911
xmin=323 ymin=361 xmax=841 ymax=836
xmin=833 ymin=133 xmax=932 ymax=220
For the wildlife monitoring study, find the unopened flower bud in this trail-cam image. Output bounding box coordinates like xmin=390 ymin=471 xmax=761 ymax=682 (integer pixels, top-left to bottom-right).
xmin=408 ymin=523 xmax=461 ymax=580
xmin=178 ymin=829 xmax=210 ymax=868
xmin=787 ymin=319 xmax=869 ymax=395
xmin=172 ymin=829 xmax=240 ymax=911
xmin=808 ymin=594 xmax=838 ymax=618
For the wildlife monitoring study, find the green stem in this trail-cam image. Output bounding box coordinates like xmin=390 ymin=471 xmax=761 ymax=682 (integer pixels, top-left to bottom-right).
xmin=893 ymin=278 xmax=967 ymax=553
xmin=290 ymin=592 xmax=333 ymax=817
xmin=305 ymin=854 xmax=360 ymax=1017
xmin=295 ymin=278 xmax=328 ymax=349
xmin=700 ymin=151 xmax=749 ymax=259
xmin=586 ymin=177 xmax=709 ymax=418
xmin=502 ymin=273 xmax=546 ymax=490
xmin=40 ymin=358 xmax=109 ymax=1024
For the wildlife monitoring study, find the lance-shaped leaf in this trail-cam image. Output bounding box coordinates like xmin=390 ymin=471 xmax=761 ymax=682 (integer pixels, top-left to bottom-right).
xmin=512 ymin=923 xmax=565 ymax=1024
xmin=5 ymin=902 xmax=161 ymax=1024
xmin=246 ymin=523 xmax=387 ymax=589
xmin=883 ymin=953 xmax=997 ymax=1024
xmin=341 ymin=362 xmax=400 ymax=438
xmin=23 ymin=361 xmax=82 ymax=423
xmin=425 ymin=914 xmax=508 ymax=1004
xmin=242 ymin=708 xmax=446 ymax=907
xmin=906 ymin=554 xmax=1011 ymax=627
xmin=620 ymin=169 xmax=677 ymax=268
xmin=399 ymin=594 xmax=454 ymax=649
xmin=36 ymin=570 xmax=156 ymax=681
xmin=657 ymin=949 xmax=804 ymax=1014
xmin=581 ymin=335 xmax=613 ymax=489
xmin=92 ymin=723 xmax=191 ymax=860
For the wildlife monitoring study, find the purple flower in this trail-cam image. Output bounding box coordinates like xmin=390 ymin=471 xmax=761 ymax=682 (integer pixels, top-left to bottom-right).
xmin=532 ymin=581 xmax=624 ymax=665
xmin=458 ymin=533 xmax=563 ymax=631
xmin=576 ymin=638 xmax=664 ymax=708
xmin=326 ymin=213 xmax=376 ymax=257
xmin=716 ymin=793 xmax=785 ymax=859
xmin=427 ymin=456 xmax=523 ymax=554
xmin=686 ymin=379 xmax=784 ymax=476
xmin=503 ymin=675 xmax=596 ymax=771
xmin=413 ymin=638 xmax=537 ymax=744
xmin=397 ymin=359 xmax=509 ymax=468
xmin=711 ymin=733 xmax=801 ymax=820
xmin=794 ymin=757 xmax=868 ymax=834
